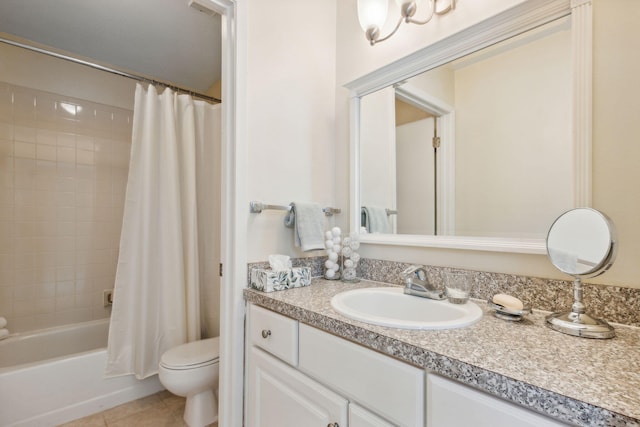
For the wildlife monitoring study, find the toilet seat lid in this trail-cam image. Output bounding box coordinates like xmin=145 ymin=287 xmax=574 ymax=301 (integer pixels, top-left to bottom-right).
xmin=160 ymin=337 xmax=220 ymax=369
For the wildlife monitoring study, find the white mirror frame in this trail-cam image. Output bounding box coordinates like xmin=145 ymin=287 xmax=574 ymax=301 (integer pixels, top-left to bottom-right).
xmin=346 ymin=0 xmax=592 ymax=254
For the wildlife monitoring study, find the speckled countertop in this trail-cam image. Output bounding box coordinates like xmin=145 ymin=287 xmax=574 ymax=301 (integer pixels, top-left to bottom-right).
xmin=244 ymin=278 xmax=640 ymax=427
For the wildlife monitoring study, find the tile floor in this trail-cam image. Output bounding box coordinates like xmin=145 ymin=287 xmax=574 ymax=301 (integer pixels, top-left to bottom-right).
xmin=58 ymin=391 xmax=218 ymax=427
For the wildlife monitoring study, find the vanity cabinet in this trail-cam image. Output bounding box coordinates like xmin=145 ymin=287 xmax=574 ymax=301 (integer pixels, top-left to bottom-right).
xmin=246 ymin=304 xmax=413 ymax=426
xmin=247 ymin=303 xmax=568 ymax=427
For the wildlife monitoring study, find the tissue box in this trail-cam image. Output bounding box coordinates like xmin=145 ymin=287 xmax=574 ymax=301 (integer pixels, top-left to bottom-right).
xmin=250 ymin=267 xmax=311 ymax=292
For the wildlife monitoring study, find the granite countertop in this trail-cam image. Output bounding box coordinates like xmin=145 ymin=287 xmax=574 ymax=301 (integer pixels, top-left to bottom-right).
xmin=244 ymin=278 xmax=640 ymax=427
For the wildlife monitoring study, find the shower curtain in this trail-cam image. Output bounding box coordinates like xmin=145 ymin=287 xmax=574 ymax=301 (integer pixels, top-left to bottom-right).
xmin=105 ymin=84 xmax=221 ymax=379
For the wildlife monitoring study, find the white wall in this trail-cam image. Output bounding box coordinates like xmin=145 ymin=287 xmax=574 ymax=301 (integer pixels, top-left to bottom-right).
xmin=360 ymin=86 xmax=396 ymax=219
xmin=244 ymin=0 xmax=337 ymax=262
xmin=336 ymin=0 xmax=640 ymax=287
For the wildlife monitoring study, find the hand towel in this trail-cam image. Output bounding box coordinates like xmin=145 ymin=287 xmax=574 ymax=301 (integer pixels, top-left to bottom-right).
xmin=0 ymin=317 xmax=6 ymax=328
xmin=361 ymin=206 xmax=392 ymax=234
xmin=0 ymin=328 xmax=9 ymax=340
xmin=284 ymin=202 xmax=325 ymax=251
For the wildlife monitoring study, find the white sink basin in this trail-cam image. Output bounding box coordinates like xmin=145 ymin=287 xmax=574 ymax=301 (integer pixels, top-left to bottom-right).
xmin=330 ymin=287 xmax=483 ymax=330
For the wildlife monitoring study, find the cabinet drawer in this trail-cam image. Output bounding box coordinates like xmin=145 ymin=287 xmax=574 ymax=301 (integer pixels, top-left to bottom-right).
xmin=248 ymin=304 xmax=299 ymax=366
xmin=427 ymin=374 xmax=568 ymax=426
xmin=299 ymin=323 xmax=424 ymax=427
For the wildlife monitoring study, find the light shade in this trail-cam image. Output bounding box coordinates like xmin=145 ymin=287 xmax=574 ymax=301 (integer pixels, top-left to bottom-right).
xmin=357 ymin=0 xmax=388 ymax=32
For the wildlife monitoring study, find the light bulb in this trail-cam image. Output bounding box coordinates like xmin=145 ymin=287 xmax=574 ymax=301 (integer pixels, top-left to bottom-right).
xmin=357 ymin=0 xmax=388 ymax=31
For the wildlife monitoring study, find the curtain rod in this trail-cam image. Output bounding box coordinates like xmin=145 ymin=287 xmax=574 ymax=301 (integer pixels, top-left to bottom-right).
xmin=0 ymin=37 xmax=221 ymax=104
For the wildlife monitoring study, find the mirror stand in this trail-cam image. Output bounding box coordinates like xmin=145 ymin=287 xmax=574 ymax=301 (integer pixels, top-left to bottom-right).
xmin=546 ymin=277 xmax=615 ymax=339
xmin=545 ymin=208 xmax=617 ymax=340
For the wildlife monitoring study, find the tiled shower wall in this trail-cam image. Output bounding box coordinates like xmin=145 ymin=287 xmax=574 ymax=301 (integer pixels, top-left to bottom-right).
xmin=0 ymin=81 xmax=132 ymax=333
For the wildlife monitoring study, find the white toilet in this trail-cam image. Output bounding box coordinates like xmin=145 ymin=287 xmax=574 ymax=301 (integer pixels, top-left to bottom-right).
xmin=158 ymin=337 xmax=220 ymax=427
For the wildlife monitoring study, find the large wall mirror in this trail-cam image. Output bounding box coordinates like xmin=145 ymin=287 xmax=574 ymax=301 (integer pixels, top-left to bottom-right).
xmin=347 ymin=0 xmax=592 ymax=254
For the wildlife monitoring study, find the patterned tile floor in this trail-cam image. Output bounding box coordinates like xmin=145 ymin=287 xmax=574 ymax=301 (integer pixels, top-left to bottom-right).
xmin=58 ymin=391 xmax=218 ymax=427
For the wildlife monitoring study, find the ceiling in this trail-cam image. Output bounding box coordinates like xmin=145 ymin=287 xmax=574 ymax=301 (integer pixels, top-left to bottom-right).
xmin=0 ymin=0 xmax=221 ymax=93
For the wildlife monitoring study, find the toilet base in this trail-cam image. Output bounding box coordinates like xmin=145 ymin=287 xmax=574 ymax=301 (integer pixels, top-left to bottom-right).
xmin=184 ymin=389 xmax=218 ymax=427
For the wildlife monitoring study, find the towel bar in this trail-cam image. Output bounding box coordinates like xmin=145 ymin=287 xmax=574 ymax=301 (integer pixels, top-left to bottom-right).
xmin=386 ymin=209 xmax=398 ymax=215
xmin=250 ymin=201 xmax=341 ymax=217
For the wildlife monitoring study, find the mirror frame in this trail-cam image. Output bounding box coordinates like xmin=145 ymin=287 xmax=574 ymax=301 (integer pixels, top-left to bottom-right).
xmin=346 ymin=0 xmax=592 ymax=254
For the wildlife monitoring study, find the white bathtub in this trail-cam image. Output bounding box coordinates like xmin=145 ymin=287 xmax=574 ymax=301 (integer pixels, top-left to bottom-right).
xmin=0 ymin=319 xmax=164 ymax=427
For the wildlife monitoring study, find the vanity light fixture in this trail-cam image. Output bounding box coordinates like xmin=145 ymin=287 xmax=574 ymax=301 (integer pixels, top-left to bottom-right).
xmin=357 ymin=0 xmax=456 ymax=46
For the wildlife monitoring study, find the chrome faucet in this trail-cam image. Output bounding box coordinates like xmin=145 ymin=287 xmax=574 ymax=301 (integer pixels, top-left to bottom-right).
xmin=402 ymin=265 xmax=446 ymax=300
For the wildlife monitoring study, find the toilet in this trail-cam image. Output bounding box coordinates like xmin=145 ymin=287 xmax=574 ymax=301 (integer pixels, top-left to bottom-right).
xmin=158 ymin=337 xmax=220 ymax=427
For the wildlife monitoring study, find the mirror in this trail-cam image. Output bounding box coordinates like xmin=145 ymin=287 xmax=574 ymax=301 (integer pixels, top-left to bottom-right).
xmin=546 ymin=208 xmax=617 ymax=339
xmin=347 ymin=0 xmax=592 ymax=253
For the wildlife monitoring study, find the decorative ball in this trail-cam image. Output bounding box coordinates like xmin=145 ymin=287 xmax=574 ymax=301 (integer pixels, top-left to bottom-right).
xmin=344 ymin=259 xmax=354 ymax=268
xmin=331 ymin=227 xmax=341 ymax=237
xmin=350 ymin=241 xmax=360 ymax=250
xmin=342 ymin=237 xmax=351 ymax=246
xmin=325 ymin=240 xmax=334 ymax=249
xmin=332 ymin=236 xmax=341 ymax=244
xmin=328 ymin=252 xmax=338 ymax=261
xmin=325 ymin=231 xmax=333 ymax=240
xmin=351 ymin=253 xmax=360 ymax=263
xmin=331 ymin=263 xmax=340 ymax=271
xmin=333 ymin=244 xmax=341 ymax=253
xmin=325 ymin=260 xmax=334 ymax=269
xmin=341 ymin=247 xmax=352 ymax=257
xmin=325 ymin=269 xmax=335 ymax=279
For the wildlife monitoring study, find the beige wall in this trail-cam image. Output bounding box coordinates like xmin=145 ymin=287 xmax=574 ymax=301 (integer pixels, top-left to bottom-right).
xmin=335 ymin=0 xmax=640 ymax=287
xmin=454 ymin=25 xmax=573 ymax=238
xmin=244 ymin=0 xmax=337 ymax=262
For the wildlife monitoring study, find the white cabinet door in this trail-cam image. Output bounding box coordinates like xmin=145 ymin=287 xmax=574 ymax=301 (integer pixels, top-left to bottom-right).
xmin=299 ymin=323 xmax=424 ymax=427
xmin=427 ymin=374 xmax=569 ymax=427
xmin=247 ymin=346 xmax=348 ymax=427
xmin=350 ymin=403 xmax=395 ymax=427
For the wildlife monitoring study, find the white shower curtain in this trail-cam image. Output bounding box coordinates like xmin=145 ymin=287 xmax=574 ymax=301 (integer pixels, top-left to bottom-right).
xmin=105 ymin=84 xmax=221 ymax=379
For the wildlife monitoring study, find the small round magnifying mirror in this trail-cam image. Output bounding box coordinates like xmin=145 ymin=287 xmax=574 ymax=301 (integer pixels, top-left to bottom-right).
xmin=546 ymin=208 xmax=617 ymax=339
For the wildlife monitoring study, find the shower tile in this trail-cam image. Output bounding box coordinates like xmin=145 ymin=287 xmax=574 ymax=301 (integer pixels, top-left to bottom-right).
xmin=36 ymin=144 xmax=57 ymax=161
xmin=13 ymin=125 xmax=36 ymax=143
xmin=56 ymin=266 xmax=75 ymax=283
xmin=55 ymin=294 xmax=75 ymax=310
xmin=57 ymin=206 xmax=76 ymax=221
xmin=13 ymin=282 xmax=35 ymax=300
xmin=76 ymin=192 xmax=94 ymax=208
xmin=57 ymin=132 xmax=76 ymax=147
xmin=76 ymin=135 xmax=94 ymax=151
xmin=57 ymin=162 xmax=76 ymax=178
xmin=14 ymin=189 xmax=36 ymax=207
xmin=14 ymin=172 xmax=34 ymax=190
xmin=57 ymin=146 xmax=76 ymax=164
xmin=34 ymin=297 xmax=55 ymax=314
xmin=57 ymin=176 xmax=78 ymax=192
xmin=34 ymin=190 xmax=56 ymax=207
xmin=36 ymin=129 xmax=57 ymax=145
xmin=14 ymin=297 xmax=37 ymax=316
xmin=57 ymin=191 xmax=76 ymax=207
xmin=35 ymin=175 xmax=57 ymax=191
xmin=77 ymin=149 xmax=95 ymax=165
xmin=14 ymin=141 xmax=35 ymax=159
xmin=0 ymin=123 xmax=13 ymax=140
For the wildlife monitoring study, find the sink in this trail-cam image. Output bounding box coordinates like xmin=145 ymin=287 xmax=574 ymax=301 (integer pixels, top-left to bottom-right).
xmin=330 ymin=287 xmax=483 ymax=330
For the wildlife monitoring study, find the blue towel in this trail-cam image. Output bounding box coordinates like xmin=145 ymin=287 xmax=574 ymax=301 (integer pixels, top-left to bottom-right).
xmin=284 ymin=202 xmax=325 ymax=251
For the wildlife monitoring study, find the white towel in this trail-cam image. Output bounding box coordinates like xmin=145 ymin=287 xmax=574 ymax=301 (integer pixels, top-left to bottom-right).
xmin=0 ymin=329 xmax=9 ymax=340
xmin=284 ymin=202 xmax=325 ymax=251
xmin=0 ymin=317 xmax=6 ymax=328
xmin=361 ymin=206 xmax=391 ymax=234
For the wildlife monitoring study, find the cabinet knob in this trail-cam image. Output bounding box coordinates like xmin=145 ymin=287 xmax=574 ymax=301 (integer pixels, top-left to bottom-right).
xmin=261 ymin=329 xmax=271 ymax=339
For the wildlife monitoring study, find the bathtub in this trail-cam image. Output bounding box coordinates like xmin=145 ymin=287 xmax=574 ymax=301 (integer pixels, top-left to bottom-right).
xmin=0 ymin=319 xmax=164 ymax=427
